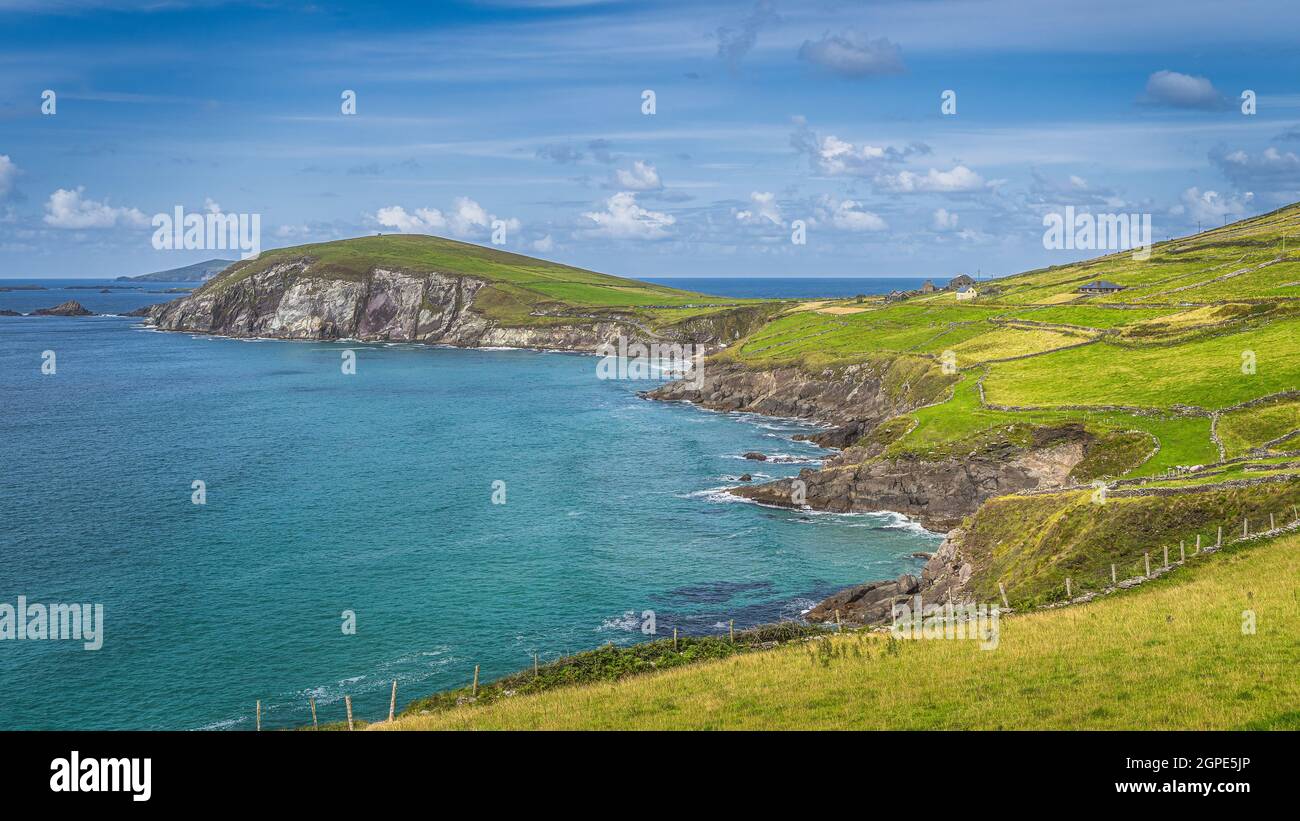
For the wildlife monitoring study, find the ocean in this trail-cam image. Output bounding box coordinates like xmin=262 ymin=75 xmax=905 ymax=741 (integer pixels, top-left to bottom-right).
xmin=0 ymin=278 xmax=940 ymax=730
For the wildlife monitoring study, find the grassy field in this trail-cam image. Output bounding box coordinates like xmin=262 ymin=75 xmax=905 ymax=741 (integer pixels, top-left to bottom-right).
xmin=381 ymin=529 xmax=1300 ymax=730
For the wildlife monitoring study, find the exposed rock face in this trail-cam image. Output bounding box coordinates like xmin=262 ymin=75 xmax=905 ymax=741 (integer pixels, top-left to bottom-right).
xmin=646 ymin=360 xmax=928 ymax=429
xmin=31 ymin=300 xmax=93 ymax=316
xmin=0 ymin=309 xmax=21 ymax=317
xmin=804 ymin=529 xmax=976 ymax=626
xmin=731 ymin=432 xmax=1088 ymax=532
xmin=146 ymin=263 xmax=762 ymax=352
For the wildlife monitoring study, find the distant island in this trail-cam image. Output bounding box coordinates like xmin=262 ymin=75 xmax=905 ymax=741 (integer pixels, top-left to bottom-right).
xmin=116 ymin=258 xmax=235 ymax=283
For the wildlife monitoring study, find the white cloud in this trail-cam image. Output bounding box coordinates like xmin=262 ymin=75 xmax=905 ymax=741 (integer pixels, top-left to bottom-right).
xmin=532 ymin=234 xmax=554 ymax=253
xmin=0 ymin=155 xmax=18 ymax=199
xmin=790 ymin=117 xmax=929 ymax=177
xmin=1173 ymin=187 xmax=1254 ymax=224
xmin=875 ymin=165 xmax=988 ymax=193
xmin=580 ymin=191 xmax=675 ymax=239
xmin=613 ymin=160 xmax=662 ymax=191
xmin=43 ymin=187 xmax=149 ymax=229
xmin=932 ymin=208 xmax=959 ymax=231
xmin=1142 ymin=70 xmax=1225 ymax=110
xmin=825 ymin=198 xmax=887 ymax=231
xmin=734 ymin=191 xmax=782 ymax=225
xmin=797 ymin=32 xmax=905 ymax=78
xmin=372 ymin=197 xmax=518 ymax=238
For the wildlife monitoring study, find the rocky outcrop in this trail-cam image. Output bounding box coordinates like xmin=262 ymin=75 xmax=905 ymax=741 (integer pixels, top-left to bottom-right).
xmin=805 ymin=529 xmax=976 ymax=626
xmin=31 ymin=300 xmax=93 ymax=316
xmin=145 ymin=262 xmax=762 ymax=352
xmin=732 ymin=428 xmax=1089 ymax=532
xmin=0 ymin=309 xmax=21 ymax=317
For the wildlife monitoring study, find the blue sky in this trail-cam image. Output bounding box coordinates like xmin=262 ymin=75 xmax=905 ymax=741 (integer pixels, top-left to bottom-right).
xmin=2 ymin=0 xmax=1300 ymax=279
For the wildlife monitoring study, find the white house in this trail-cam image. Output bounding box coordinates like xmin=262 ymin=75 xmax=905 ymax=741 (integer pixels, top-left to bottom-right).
xmin=955 ymin=286 xmax=977 ymax=301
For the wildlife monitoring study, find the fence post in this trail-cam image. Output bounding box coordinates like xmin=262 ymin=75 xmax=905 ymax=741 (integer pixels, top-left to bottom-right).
xmin=833 ymin=612 xmax=840 ymax=634
xmin=472 ymin=665 xmax=480 ymax=698
xmin=1196 ymin=534 xmax=1202 ymax=553
xmin=998 ymin=582 xmax=1009 ymax=609
xmin=1180 ymin=541 xmax=1185 ymax=563
xmin=1144 ymin=553 xmax=1151 ymax=578
xmin=1111 ymin=564 xmax=1117 ymax=585
xmin=256 ymin=700 xmax=261 ymax=732
xmin=388 ymin=679 xmax=397 ymax=723
xmin=1270 ymin=513 xmax=1275 ymax=531
xmin=310 ymin=697 xmax=318 ymax=730
xmin=533 ymin=653 xmax=539 ymax=677
xmin=1243 ymin=517 xmax=1249 ymax=538
xmin=1217 ymin=526 xmax=1223 ymax=548
xmin=1065 ymin=577 xmax=1072 ymax=599
xmin=345 ymin=695 xmax=353 ymax=731
xmin=1163 ymin=545 xmax=1169 ymax=569
xmin=673 ymin=627 xmax=678 ymax=650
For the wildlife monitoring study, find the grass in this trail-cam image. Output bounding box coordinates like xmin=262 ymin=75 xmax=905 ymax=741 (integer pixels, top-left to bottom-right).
xmin=379 ymin=528 xmax=1300 ymax=730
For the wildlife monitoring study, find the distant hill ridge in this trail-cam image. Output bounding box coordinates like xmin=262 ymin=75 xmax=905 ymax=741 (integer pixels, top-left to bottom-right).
xmin=117 ymin=258 xmax=235 ymax=282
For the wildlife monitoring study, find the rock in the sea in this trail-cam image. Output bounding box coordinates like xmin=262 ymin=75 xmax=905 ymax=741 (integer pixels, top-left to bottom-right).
xmin=0 ymin=309 xmax=21 ymax=317
xmin=31 ymin=300 xmax=93 ymax=316
xmin=125 ymin=304 xmax=159 ymax=317
xmin=742 ymin=452 xmax=767 ymax=461
xmin=738 ymin=473 xmax=752 ymax=482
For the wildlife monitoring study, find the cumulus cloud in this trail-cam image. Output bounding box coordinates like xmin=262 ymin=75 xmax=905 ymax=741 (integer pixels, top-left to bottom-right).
xmin=612 ymin=160 xmax=662 ymax=191
xmin=1172 ymin=187 xmax=1254 ymax=224
xmin=734 ymin=191 xmax=783 ymax=225
xmin=372 ymin=197 xmax=519 ymax=238
xmin=1209 ymin=145 xmax=1300 ymax=195
xmin=1141 ymin=70 xmax=1226 ymax=110
xmin=580 ymin=191 xmax=674 ymax=239
xmin=790 ymin=117 xmax=929 ymax=177
xmin=875 ymin=165 xmax=989 ymax=193
xmin=532 ymin=234 xmax=554 ymax=253
xmin=0 ymin=155 xmax=18 ymax=199
xmin=716 ymin=0 xmax=777 ymax=70
xmin=797 ymin=32 xmax=904 ymax=78
xmin=819 ymin=197 xmax=887 ymax=232
xmin=932 ymin=208 xmax=959 ymax=231
xmin=43 ymin=187 xmax=149 ymax=229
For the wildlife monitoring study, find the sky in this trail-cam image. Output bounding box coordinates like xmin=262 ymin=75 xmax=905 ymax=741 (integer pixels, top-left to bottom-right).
xmin=2 ymin=0 xmax=1300 ymax=279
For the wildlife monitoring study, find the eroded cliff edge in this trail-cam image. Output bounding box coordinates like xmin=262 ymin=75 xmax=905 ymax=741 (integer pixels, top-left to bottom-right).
xmin=145 ymin=260 xmax=772 ymax=351
xmin=645 ymin=359 xmax=1108 ymax=623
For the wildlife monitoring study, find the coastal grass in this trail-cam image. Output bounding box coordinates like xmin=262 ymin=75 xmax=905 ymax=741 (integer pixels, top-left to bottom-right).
xmin=378 ymin=529 xmax=1300 ymax=730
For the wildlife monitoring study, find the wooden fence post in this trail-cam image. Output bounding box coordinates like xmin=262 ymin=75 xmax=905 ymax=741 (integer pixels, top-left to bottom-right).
xmin=1243 ymin=517 xmax=1249 ymax=538
xmin=1180 ymin=541 xmax=1185 ymax=563
xmin=256 ymin=700 xmax=261 ymax=732
xmin=1196 ymin=534 xmax=1201 ymax=553
xmin=533 ymin=653 xmax=539 ymax=677
xmin=1144 ymin=553 xmax=1151 ymax=578
xmin=310 ymin=697 xmax=318 ymax=730
xmin=345 ymin=695 xmax=353 ymax=731
xmin=1163 ymin=545 xmax=1169 ymax=569
xmin=673 ymin=627 xmax=678 ymax=650
xmin=998 ymin=582 xmax=1009 ymax=609
xmin=1111 ymin=564 xmax=1117 ymax=585
xmin=1270 ymin=513 xmax=1275 ymax=531
xmin=388 ymin=679 xmax=397 ymax=723
xmin=833 ymin=611 xmax=841 ymax=633
xmin=1217 ymin=526 xmax=1223 ymax=548
xmin=1065 ymin=577 xmax=1072 ymax=599
xmin=472 ymin=664 xmax=480 ymax=698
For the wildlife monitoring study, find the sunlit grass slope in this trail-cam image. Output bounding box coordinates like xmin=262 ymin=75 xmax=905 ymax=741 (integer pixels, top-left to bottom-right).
xmin=380 ymin=531 xmax=1300 ymax=730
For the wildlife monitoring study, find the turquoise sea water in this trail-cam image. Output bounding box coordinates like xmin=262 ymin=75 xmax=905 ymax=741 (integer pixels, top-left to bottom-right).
xmin=0 ymin=280 xmax=940 ymax=730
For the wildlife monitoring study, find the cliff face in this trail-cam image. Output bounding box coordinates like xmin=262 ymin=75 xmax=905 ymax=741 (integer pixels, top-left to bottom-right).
xmin=730 ymin=435 xmax=1088 ymax=533
xmin=147 ymin=263 xmax=759 ymax=351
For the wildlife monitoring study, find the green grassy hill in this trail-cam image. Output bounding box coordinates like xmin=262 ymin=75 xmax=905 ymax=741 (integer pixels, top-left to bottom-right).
xmin=201 ymin=234 xmax=769 ymax=330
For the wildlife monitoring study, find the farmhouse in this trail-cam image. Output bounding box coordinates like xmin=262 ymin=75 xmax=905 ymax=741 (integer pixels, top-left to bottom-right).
xmin=955 ymin=286 xmax=977 ymax=301
xmin=948 ymin=274 xmax=975 ymax=290
xmin=1077 ymin=279 xmax=1125 ymax=294
xmin=921 ymin=279 xmax=936 ymax=293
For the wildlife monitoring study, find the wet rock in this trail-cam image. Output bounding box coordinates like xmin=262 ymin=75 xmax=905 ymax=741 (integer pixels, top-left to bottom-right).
xmin=31 ymin=300 xmax=93 ymax=316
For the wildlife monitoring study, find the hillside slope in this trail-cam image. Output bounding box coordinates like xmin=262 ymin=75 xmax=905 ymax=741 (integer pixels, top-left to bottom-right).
xmin=379 ymin=529 xmax=1300 ymax=730
xmin=648 ymin=203 xmax=1300 ymax=616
